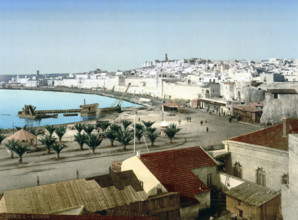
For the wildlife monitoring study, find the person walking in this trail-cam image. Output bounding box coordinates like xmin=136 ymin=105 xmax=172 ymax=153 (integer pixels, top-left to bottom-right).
xmin=206 ymin=127 xmax=209 ymax=133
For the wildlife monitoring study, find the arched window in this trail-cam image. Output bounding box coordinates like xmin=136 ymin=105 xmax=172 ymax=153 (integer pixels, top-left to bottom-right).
xmin=256 ymin=168 xmax=266 ymax=186
xmin=281 ymin=173 xmax=289 ymax=185
xmin=233 ymin=162 xmax=242 ymax=178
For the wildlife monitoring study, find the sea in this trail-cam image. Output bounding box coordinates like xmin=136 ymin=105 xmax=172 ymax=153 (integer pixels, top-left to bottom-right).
xmin=0 ymin=89 xmax=140 ymax=129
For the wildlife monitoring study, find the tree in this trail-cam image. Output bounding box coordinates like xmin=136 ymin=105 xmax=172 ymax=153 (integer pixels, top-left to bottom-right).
xmin=52 ymin=143 xmax=65 ymax=159
xmin=121 ymin=120 xmax=132 ymax=130
xmin=116 ymin=129 xmax=133 ymax=150
xmin=75 ymin=123 xmax=85 ymax=134
xmin=28 ymin=128 xmax=44 ymax=136
xmin=5 ymin=140 xmax=31 ymax=163
xmin=15 ymin=125 xmax=28 ymax=131
xmin=163 ymin=123 xmax=181 ymax=143
xmin=146 ymin=127 xmax=157 ymax=133
xmin=144 ymin=130 xmax=159 ymax=146
xmin=74 ymin=132 xmax=87 ymax=150
xmin=84 ymin=124 xmax=94 ymax=135
xmin=135 ymin=123 xmax=144 ymax=143
xmin=40 ymin=135 xmax=56 ymax=154
xmin=110 ymin=123 xmax=121 ymax=133
xmin=104 ymin=129 xmax=117 ymax=146
xmin=142 ymin=120 xmax=155 ymax=129
xmin=0 ymin=134 xmax=5 ymax=145
xmin=5 ymin=139 xmax=17 ymax=158
xmin=85 ymin=134 xmax=103 ymax=154
xmin=55 ymin=126 xmax=67 ymax=142
xmin=45 ymin=125 xmax=56 ymax=137
xmin=96 ymin=121 xmax=110 ymax=132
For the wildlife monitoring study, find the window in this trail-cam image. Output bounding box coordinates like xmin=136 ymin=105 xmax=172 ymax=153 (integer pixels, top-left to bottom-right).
xmin=238 ymin=200 xmax=241 ymax=206
xmin=207 ymin=173 xmax=212 ymax=186
xmin=274 ymin=93 xmax=278 ymax=99
xmin=281 ymin=173 xmax=289 ymax=185
xmin=256 ymin=168 xmax=266 ymax=186
xmin=233 ymin=162 xmax=242 ymax=178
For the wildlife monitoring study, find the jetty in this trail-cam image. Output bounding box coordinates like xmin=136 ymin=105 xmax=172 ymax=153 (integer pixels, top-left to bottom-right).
xmin=18 ymin=104 xmax=99 ymax=119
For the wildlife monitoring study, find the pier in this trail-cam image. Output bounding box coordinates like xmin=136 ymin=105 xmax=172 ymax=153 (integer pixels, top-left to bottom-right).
xmin=35 ymin=109 xmax=81 ymax=114
xmin=18 ymin=104 xmax=99 ymax=119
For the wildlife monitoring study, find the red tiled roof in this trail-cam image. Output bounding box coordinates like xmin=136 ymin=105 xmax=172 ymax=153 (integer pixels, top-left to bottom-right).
xmin=140 ymin=147 xmax=217 ymax=205
xmin=229 ymin=118 xmax=298 ymax=151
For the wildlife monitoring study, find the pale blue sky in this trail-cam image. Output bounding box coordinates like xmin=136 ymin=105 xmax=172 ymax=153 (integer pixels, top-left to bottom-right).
xmin=0 ymin=0 xmax=297 ymax=74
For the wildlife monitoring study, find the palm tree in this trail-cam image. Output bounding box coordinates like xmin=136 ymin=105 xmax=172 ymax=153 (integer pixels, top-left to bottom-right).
xmin=144 ymin=130 xmax=159 ymax=146
xmin=96 ymin=121 xmax=110 ymax=132
xmin=163 ymin=123 xmax=182 ymax=143
xmin=74 ymin=123 xmax=85 ymax=134
xmin=142 ymin=120 xmax=155 ymax=129
xmin=116 ymin=129 xmax=133 ymax=150
xmin=104 ymin=129 xmax=117 ymax=146
xmin=85 ymin=134 xmax=103 ymax=154
xmin=146 ymin=127 xmax=157 ymax=133
xmin=0 ymin=134 xmax=5 ymax=145
xmin=28 ymin=128 xmax=44 ymax=136
xmin=84 ymin=124 xmax=94 ymax=135
xmin=15 ymin=125 xmax=28 ymax=131
xmin=121 ymin=120 xmax=132 ymax=130
xmin=52 ymin=143 xmax=65 ymax=159
xmin=45 ymin=125 xmax=56 ymax=137
xmin=135 ymin=123 xmax=144 ymax=143
xmin=55 ymin=126 xmax=67 ymax=142
xmin=5 ymin=140 xmax=31 ymax=163
xmin=110 ymin=123 xmax=121 ymax=133
xmin=5 ymin=139 xmax=18 ymax=158
xmin=40 ymin=135 xmax=56 ymax=154
xmin=74 ymin=132 xmax=87 ymax=150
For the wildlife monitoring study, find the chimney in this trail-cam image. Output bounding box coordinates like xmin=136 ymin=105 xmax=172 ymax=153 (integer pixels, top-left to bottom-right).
xmin=283 ymin=117 xmax=287 ymax=137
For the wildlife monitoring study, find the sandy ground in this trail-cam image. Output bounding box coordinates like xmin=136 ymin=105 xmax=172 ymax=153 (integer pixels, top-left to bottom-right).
xmin=0 ymin=107 xmax=262 ymax=193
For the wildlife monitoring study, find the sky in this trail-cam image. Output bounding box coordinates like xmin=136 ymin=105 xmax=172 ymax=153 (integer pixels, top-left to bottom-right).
xmin=0 ymin=0 xmax=297 ymax=75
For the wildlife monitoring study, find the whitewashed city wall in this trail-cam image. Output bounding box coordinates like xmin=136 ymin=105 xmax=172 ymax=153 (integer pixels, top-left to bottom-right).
xmin=261 ymin=93 xmax=298 ymax=124
xmin=162 ymin=82 xmax=200 ymax=100
xmin=224 ymin=140 xmax=288 ymax=191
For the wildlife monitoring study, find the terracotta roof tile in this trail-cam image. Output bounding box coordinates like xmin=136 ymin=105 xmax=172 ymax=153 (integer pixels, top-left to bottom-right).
xmin=140 ymin=147 xmax=217 ymax=205
xmin=230 ymin=118 xmax=298 ymax=151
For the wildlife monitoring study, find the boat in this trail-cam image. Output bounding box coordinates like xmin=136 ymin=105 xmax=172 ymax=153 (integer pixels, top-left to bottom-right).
xmin=63 ymin=113 xmax=79 ymax=117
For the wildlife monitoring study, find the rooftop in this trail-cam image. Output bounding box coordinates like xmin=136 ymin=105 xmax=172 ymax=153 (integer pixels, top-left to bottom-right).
xmin=225 ymin=182 xmax=280 ymax=207
xmin=140 ymin=147 xmax=217 ymax=205
xmin=267 ymin=89 xmax=297 ymax=94
xmin=0 ymin=171 xmax=147 ymax=214
xmin=229 ymin=118 xmax=298 ymax=151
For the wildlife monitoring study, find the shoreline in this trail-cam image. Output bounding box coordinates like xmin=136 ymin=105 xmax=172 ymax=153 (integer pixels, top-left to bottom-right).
xmin=0 ymin=86 xmax=164 ymax=107
xmin=0 ymin=87 xmax=161 ymax=132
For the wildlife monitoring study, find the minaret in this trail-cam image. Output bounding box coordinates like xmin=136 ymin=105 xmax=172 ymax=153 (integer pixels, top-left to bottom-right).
xmin=165 ymin=53 xmax=168 ymax=62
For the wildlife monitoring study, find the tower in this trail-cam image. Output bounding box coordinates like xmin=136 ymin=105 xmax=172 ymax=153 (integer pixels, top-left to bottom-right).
xmin=165 ymin=53 xmax=168 ymax=62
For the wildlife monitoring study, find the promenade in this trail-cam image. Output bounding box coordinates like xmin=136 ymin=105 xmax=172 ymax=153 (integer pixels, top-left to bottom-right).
xmin=0 ymin=107 xmax=262 ymax=193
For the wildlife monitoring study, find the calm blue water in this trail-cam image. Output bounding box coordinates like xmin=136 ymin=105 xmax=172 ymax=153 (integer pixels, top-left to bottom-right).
xmin=0 ymin=89 xmax=140 ymax=129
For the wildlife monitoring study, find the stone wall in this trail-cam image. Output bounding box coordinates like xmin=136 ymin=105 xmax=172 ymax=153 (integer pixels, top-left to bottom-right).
xmin=282 ymin=134 xmax=298 ymax=220
xmin=261 ymin=93 xmax=298 ymax=124
xmin=224 ymin=140 xmax=288 ymax=191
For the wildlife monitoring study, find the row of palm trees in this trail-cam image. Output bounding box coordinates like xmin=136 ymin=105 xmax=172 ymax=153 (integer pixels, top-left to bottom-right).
xmin=0 ymin=120 xmax=182 ymax=163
